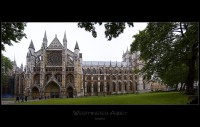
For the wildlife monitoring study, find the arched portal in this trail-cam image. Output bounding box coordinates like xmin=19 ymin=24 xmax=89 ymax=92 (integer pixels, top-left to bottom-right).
xmin=45 ymin=81 xmax=60 ymax=98
xmin=67 ymin=87 xmax=73 ymax=98
xmin=32 ymin=87 xmax=40 ymax=99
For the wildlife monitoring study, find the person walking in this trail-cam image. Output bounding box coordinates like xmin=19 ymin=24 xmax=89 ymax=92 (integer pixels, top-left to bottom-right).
xmin=16 ymin=96 xmax=19 ymax=102
xmin=25 ymin=96 xmax=27 ymax=102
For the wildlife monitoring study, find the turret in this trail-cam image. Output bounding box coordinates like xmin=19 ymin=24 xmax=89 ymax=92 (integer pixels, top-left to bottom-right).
xmin=20 ymin=63 xmax=23 ymax=72
xmin=125 ymin=47 xmax=130 ymax=63
xmin=42 ymin=30 xmax=48 ymax=48
xmin=28 ymin=40 xmax=35 ymax=54
xmin=74 ymin=41 xmax=80 ymax=57
xmin=63 ymin=31 xmax=67 ymax=49
xmin=13 ymin=54 xmax=17 ymax=73
xmin=122 ymin=50 xmax=125 ymax=62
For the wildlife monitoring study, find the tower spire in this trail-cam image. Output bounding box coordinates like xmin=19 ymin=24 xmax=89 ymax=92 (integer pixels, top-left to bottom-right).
xmin=43 ymin=30 xmax=48 ymax=42
xmin=74 ymin=41 xmax=80 ymax=50
xmin=63 ymin=31 xmax=67 ymax=42
xmin=42 ymin=30 xmax=48 ymax=48
xmin=29 ymin=40 xmax=35 ymax=50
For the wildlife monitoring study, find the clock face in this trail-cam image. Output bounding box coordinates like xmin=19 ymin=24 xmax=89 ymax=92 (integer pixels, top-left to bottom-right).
xmin=47 ymin=52 xmax=62 ymax=66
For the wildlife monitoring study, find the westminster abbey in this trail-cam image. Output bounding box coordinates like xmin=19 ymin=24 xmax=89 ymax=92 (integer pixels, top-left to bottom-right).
xmin=12 ymin=31 xmax=150 ymax=98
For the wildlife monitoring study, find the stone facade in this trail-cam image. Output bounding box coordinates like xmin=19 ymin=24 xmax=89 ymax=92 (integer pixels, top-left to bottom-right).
xmin=12 ymin=31 xmax=150 ymax=98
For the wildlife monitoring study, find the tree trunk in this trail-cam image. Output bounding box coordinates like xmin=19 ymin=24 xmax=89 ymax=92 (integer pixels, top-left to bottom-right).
xmin=180 ymin=83 xmax=185 ymax=91
xmin=175 ymin=84 xmax=178 ymax=91
xmin=185 ymin=43 xmax=198 ymax=95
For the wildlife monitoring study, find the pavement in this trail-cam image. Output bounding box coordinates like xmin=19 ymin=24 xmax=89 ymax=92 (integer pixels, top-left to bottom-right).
xmin=1 ymin=99 xmax=42 ymax=105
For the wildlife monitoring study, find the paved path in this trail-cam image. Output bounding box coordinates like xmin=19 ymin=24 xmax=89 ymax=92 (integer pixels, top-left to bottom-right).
xmin=1 ymin=99 xmax=42 ymax=105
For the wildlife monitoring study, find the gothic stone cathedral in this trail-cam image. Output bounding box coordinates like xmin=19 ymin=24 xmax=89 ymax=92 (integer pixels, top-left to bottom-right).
xmin=13 ymin=31 xmax=150 ymax=98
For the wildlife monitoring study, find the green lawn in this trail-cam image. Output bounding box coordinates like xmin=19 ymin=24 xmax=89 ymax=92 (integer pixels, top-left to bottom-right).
xmin=14 ymin=92 xmax=190 ymax=105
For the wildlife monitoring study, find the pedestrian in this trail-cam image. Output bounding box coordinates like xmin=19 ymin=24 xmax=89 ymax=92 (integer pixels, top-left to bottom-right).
xmin=16 ymin=96 xmax=19 ymax=102
xmin=21 ymin=95 xmax=24 ymax=102
xmin=25 ymin=96 xmax=27 ymax=102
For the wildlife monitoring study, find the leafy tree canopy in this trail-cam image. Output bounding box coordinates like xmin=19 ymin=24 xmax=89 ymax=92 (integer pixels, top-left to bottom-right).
xmin=131 ymin=22 xmax=198 ymax=94
xmin=1 ymin=22 xmax=27 ymax=51
xmin=1 ymin=54 xmax=13 ymax=85
xmin=78 ymin=22 xmax=134 ymax=41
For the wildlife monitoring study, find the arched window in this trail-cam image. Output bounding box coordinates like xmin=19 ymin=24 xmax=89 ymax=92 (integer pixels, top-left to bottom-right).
xmin=106 ymin=82 xmax=110 ymax=92
xmin=100 ymin=82 xmax=104 ymax=92
xmin=113 ymin=69 xmax=116 ymax=74
xmin=87 ymin=82 xmax=91 ymax=93
xmin=105 ymin=69 xmax=108 ymax=74
xmin=66 ymin=74 xmax=74 ymax=83
xmin=112 ymin=75 xmax=116 ymax=80
xmin=119 ymin=82 xmax=122 ymax=91
xmin=124 ymin=75 xmax=127 ymax=80
xmin=124 ymin=82 xmax=127 ymax=91
xmin=55 ymin=73 xmax=62 ymax=82
xmin=106 ymin=76 xmax=110 ymax=80
xmin=87 ymin=75 xmax=91 ymax=80
xmin=113 ymin=82 xmax=116 ymax=92
xmin=130 ymin=81 xmax=133 ymax=90
xmin=119 ymin=69 xmax=122 ymax=74
xmin=93 ymin=82 xmax=98 ymax=93
xmin=87 ymin=68 xmax=90 ymax=74
xmin=93 ymin=76 xmax=98 ymax=80
xmin=100 ymin=75 xmax=104 ymax=80
xmin=93 ymin=68 xmax=96 ymax=74
xmin=34 ymin=74 xmax=40 ymax=85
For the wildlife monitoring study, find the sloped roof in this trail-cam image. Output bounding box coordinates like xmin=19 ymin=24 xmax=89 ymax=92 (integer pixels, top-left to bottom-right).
xmin=47 ymin=35 xmax=63 ymax=50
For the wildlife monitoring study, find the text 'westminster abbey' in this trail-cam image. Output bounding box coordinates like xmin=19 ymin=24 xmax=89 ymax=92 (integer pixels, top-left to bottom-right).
xmin=11 ymin=31 xmax=150 ymax=98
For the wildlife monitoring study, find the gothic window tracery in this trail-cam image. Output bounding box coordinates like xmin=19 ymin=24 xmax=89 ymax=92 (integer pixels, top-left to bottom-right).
xmin=92 ymin=68 xmax=96 ymax=74
xmin=106 ymin=76 xmax=110 ymax=80
xmin=93 ymin=82 xmax=98 ymax=93
xmin=124 ymin=75 xmax=127 ymax=80
xmin=124 ymin=82 xmax=127 ymax=91
xmin=87 ymin=82 xmax=91 ymax=93
xmin=113 ymin=82 xmax=116 ymax=92
xmin=66 ymin=74 xmax=74 ymax=83
xmin=118 ymin=75 xmax=122 ymax=80
xmin=55 ymin=74 xmax=62 ymax=82
xmin=47 ymin=52 xmax=62 ymax=66
xmin=87 ymin=68 xmax=90 ymax=74
xmin=106 ymin=82 xmax=110 ymax=92
xmin=130 ymin=81 xmax=133 ymax=90
xmin=100 ymin=82 xmax=104 ymax=92
xmin=119 ymin=82 xmax=122 ymax=91
xmin=93 ymin=76 xmax=98 ymax=80
xmin=34 ymin=74 xmax=40 ymax=85
xmin=87 ymin=75 xmax=91 ymax=80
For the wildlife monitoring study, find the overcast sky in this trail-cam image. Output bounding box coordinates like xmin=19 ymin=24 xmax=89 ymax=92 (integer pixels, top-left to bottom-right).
xmin=2 ymin=22 xmax=147 ymax=67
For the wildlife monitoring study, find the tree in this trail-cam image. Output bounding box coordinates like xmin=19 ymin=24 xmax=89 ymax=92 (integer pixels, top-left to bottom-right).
xmin=131 ymin=22 xmax=198 ymax=95
xmin=78 ymin=22 xmax=134 ymax=41
xmin=1 ymin=54 xmax=13 ymax=85
xmin=1 ymin=22 xmax=27 ymax=51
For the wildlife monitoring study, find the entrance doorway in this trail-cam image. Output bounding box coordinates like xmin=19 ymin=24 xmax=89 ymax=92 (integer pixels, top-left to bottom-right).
xmin=67 ymin=87 xmax=73 ymax=98
xmin=45 ymin=81 xmax=60 ymax=98
xmin=32 ymin=87 xmax=40 ymax=99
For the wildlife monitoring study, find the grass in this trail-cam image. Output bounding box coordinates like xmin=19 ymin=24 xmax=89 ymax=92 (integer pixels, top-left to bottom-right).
xmin=13 ymin=92 xmax=190 ymax=105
